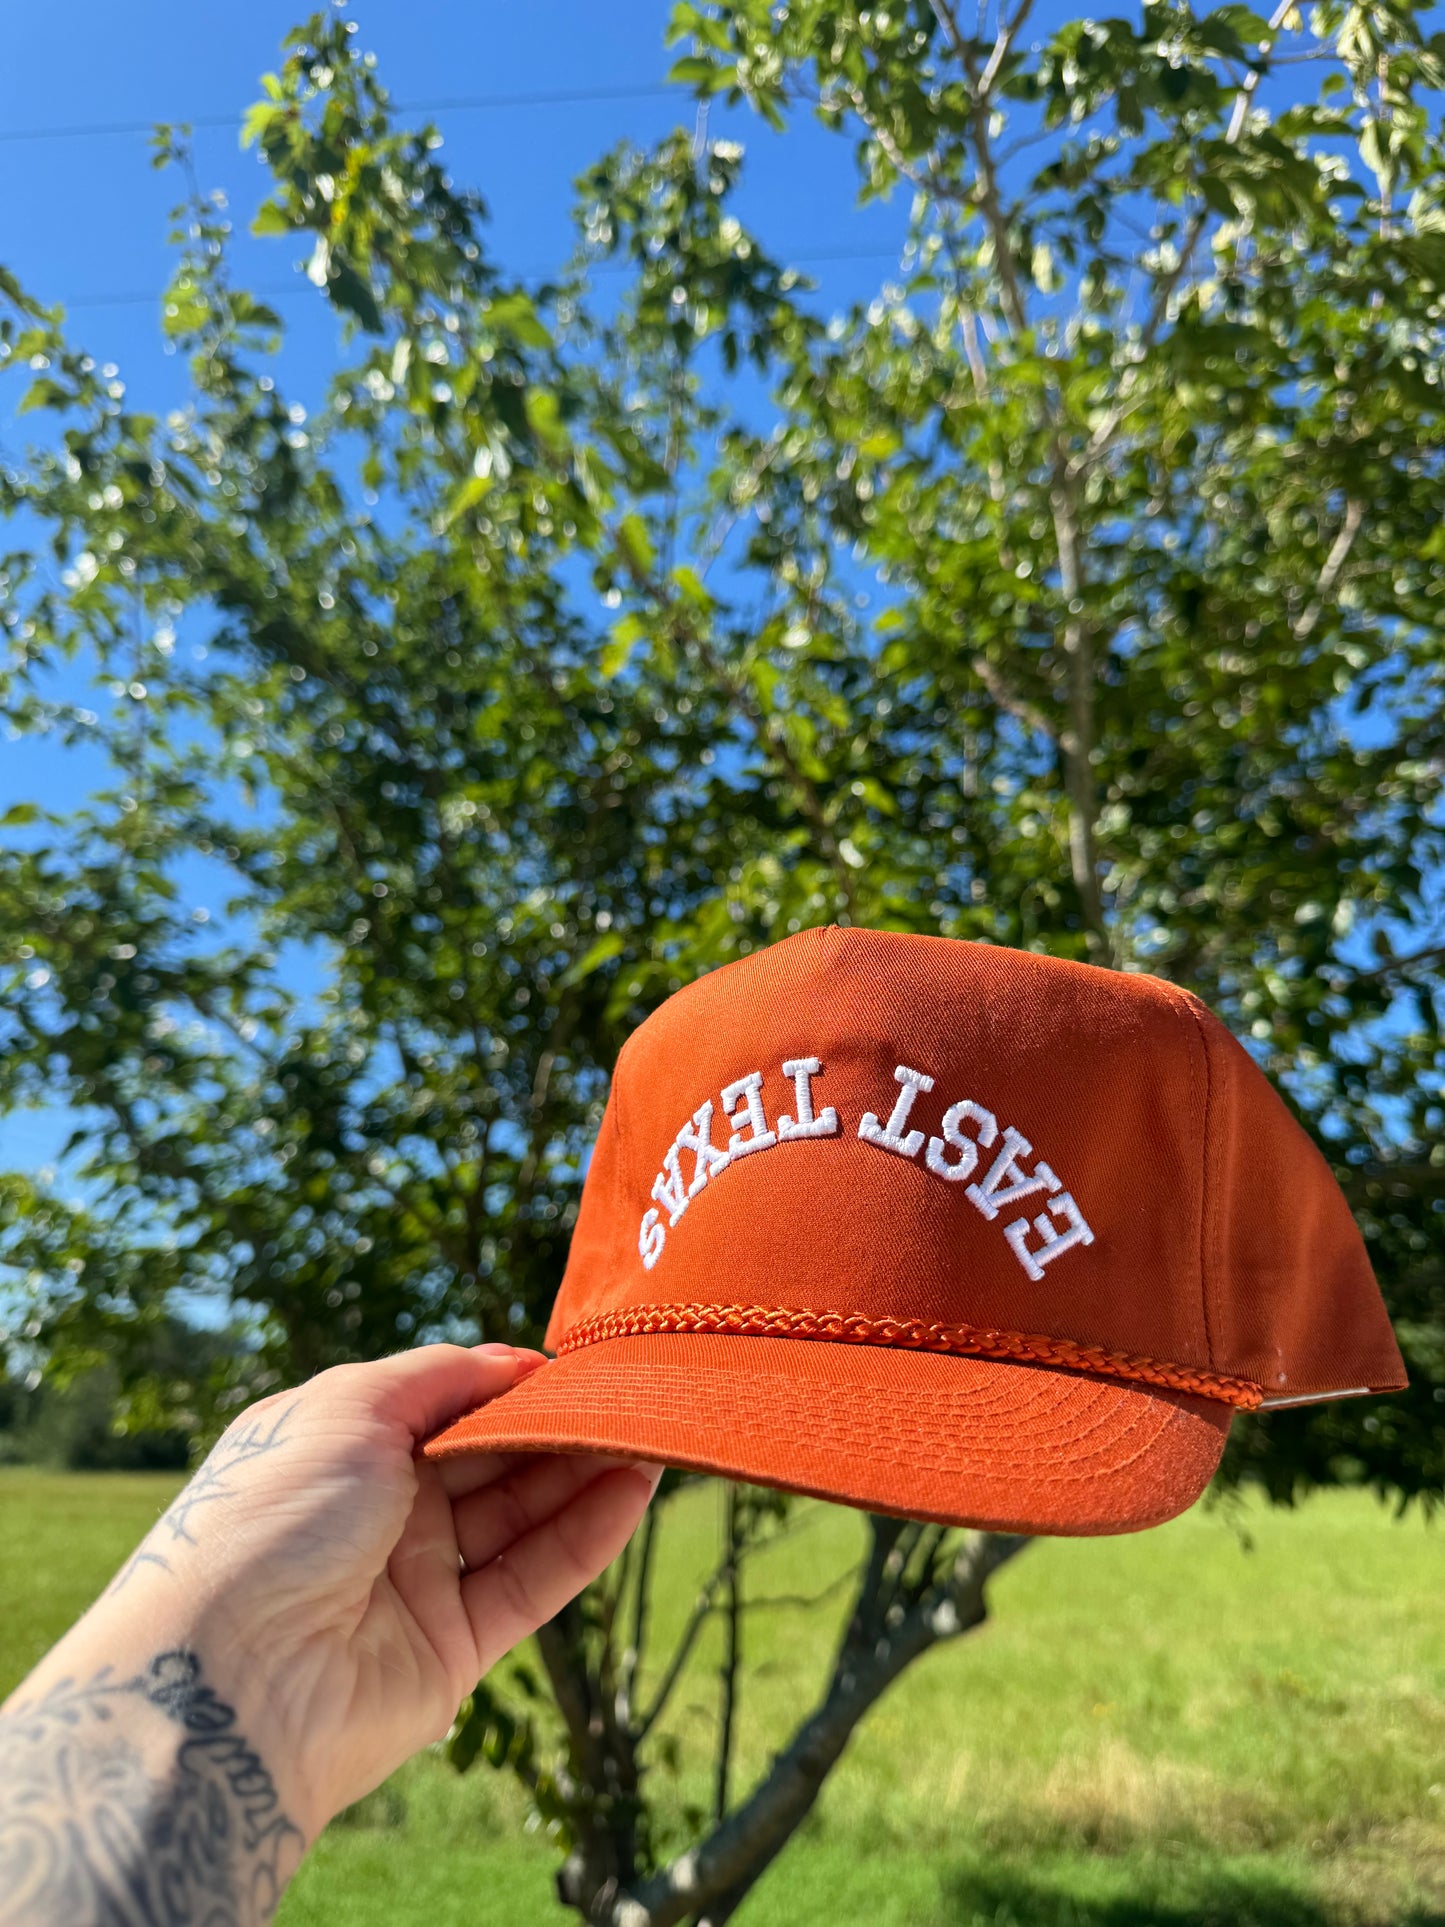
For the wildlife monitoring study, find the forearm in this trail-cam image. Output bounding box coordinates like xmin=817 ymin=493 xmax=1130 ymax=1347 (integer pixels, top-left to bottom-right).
xmin=0 ymin=1346 xmax=656 ymax=1926
xmin=0 ymin=1612 xmax=305 ymax=1927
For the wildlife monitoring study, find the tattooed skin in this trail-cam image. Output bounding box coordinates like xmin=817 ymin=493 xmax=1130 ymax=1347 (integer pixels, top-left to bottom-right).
xmin=105 ymin=1403 xmax=299 ymax=1598
xmin=0 ymin=1650 xmax=303 ymax=1927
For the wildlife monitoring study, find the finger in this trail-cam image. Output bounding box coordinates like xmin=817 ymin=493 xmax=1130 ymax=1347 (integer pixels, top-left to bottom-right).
xmin=463 ymin=1464 xmax=663 ymax=1670
xmin=454 ymin=1452 xmax=644 ymax=1571
xmin=437 ymin=1448 xmax=542 ymax=1502
xmin=384 ymin=1457 xmax=480 ymax=1686
xmin=324 ymin=1343 xmax=548 ymax=1444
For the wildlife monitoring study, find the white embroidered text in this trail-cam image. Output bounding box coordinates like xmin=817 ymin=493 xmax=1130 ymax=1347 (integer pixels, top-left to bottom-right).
xmin=637 ymin=1056 xmax=1092 ymax=1281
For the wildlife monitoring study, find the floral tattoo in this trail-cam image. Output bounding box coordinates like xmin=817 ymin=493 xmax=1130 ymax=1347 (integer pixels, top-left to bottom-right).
xmin=0 ymin=1649 xmax=303 ymax=1926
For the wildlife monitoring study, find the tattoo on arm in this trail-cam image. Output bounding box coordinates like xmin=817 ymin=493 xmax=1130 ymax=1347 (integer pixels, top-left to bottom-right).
xmin=106 ymin=1402 xmax=299 ymax=1597
xmin=0 ymin=1650 xmax=304 ymax=1926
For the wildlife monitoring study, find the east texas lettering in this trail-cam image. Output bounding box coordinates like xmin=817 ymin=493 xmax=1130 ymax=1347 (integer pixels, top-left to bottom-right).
xmin=638 ymin=1057 xmax=1094 ymax=1281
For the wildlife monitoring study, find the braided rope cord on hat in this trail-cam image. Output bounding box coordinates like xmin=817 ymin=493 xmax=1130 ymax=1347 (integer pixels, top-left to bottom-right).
xmin=554 ymin=1303 xmax=1264 ymax=1409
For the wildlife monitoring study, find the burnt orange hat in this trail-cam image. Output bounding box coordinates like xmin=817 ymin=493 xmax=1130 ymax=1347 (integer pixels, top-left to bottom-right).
xmin=426 ymin=928 xmax=1405 ymax=1535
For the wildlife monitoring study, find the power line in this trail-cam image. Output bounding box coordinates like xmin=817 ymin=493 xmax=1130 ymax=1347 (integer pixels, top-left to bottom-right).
xmin=408 ymin=85 xmax=673 ymax=114
xmin=67 ymin=283 xmax=299 ymax=311
xmin=0 ymin=84 xmax=677 ymax=146
xmin=63 ymin=242 xmax=909 ymax=312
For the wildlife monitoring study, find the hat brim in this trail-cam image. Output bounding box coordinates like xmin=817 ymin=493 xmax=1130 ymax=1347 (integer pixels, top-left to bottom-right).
xmin=423 ymin=1333 xmax=1232 ymax=1536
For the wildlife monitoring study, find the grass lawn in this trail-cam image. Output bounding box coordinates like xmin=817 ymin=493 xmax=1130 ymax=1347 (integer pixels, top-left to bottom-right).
xmin=1 ymin=1467 xmax=1440 ymax=1925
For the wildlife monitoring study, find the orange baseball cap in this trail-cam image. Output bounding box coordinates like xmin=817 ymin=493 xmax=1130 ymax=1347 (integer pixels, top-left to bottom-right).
xmin=426 ymin=928 xmax=1405 ymax=1535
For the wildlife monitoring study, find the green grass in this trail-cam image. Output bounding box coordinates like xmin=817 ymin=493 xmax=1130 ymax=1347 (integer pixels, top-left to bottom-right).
xmin=2 ymin=1468 xmax=1441 ymax=1925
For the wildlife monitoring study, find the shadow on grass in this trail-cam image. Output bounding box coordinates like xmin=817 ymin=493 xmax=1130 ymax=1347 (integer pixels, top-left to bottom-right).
xmin=935 ymin=1862 xmax=1445 ymax=1927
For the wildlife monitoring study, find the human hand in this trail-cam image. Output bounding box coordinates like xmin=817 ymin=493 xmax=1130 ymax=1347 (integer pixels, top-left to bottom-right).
xmin=0 ymin=1344 xmax=660 ymax=1921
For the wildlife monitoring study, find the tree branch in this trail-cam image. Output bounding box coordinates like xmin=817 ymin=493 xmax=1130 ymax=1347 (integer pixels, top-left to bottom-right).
xmin=1050 ymin=470 xmax=1114 ymax=965
xmin=929 ymin=0 xmax=1113 ymax=960
xmin=836 ymin=79 xmax=978 ymax=206
xmin=741 ymin=1567 xmax=857 ymax=1615
xmin=543 ymin=1600 xmax=646 ymax=1908
xmin=635 ymin=1548 xmax=733 ymax=1740
xmin=617 ymin=1532 xmax=1030 ymax=1927
xmin=697 ymin=432 xmax=786 ymax=581
xmin=1331 ymin=935 xmax=1445 ymax=988
xmin=1336 ymin=1156 xmax=1445 ymax=1204
xmin=713 ymin=1485 xmax=743 ymax=1827
xmin=1293 ymin=497 xmax=1365 ymax=642
xmin=972 ymin=654 xmax=1057 ymax=739
xmin=615 ymin=1496 xmax=659 ymax=1732
xmin=1075 ymin=0 xmax=1301 ymax=475
xmin=535 ymin=1608 xmax=596 ymax=1772
xmin=931 ymin=2 xmax=1032 ymax=342
xmin=610 ymin=529 xmax=861 ymax=918
xmin=979 ymin=0 xmax=1035 ymax=96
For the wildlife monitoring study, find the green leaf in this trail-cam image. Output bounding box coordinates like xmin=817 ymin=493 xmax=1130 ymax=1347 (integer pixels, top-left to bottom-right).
xmin=523 ymin=386 xmax=569 ymax=456
xmin=671 ymin=564 xmax=716 ymax=608
xmin=668 ymin=54 xmax=735 ymax=92
xmin=485 ymin=291 xmax=552 ymax=350
xmin=439 ymin=475 xmax=489 ymax=527
xmin=250 ymin=201 xmax=294 ymax=238
xmin=16 ymin=378 xmax=73 ymax=414
xmin=600 ymin=614 xmax=646 ymax=677
xmin=1199 ymin=173 xmax=1238 ymax=217
xmin=559 ymin=932 xmax=625 ymax=988
xmin=1210 ymin=6 xmax=1276 ymax=43
xmin=615 ymin=513 xmax=656 ymax=579
xmin=326 ymin=255 xmax=385 ymax=335
xmin=239 ymin=100 xmax=284 ymax=151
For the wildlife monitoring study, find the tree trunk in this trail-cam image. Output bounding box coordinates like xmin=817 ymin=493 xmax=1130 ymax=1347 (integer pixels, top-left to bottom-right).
xmin=539 ymin=1606 xmax=646 ymax=1917
xmin=548 ymin=1525 xmax=1029 ymax=1927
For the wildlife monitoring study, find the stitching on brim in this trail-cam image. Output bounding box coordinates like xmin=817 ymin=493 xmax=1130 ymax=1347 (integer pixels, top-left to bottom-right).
xmin=554 ymin=1302 xmax=1263 ymax=1410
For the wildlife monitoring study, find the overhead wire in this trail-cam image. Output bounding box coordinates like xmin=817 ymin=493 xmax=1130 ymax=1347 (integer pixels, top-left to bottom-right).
xmin=63 ymin=242 xmax=910 ymax=312
xmin=4 ymin=83 xmax=909 ymax=313
xmin=0 ymin=84 xmax=676 ymax=145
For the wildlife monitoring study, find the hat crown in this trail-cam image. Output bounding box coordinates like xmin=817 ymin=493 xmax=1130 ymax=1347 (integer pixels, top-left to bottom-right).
xmin=549 ymin=927 xmax=1403 ymax=1407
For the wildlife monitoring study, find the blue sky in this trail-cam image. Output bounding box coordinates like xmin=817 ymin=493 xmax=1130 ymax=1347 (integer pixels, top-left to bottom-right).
xmin=0 ymin=3 xmax=918 ymax=1179
xmin=1 ymin=5 xmax=1433 ymax=1188
xmin=0 ymin=2 xmax=910 ymax=829
xmin=0 ymin=2 xmax=907 ymax=414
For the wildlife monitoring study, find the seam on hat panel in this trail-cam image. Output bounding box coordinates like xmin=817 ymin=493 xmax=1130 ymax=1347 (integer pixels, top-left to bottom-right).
xmin=1190 ymin=993 xmax=1223 ymax=1375
xmin=555 ymin=1302 xmax=1262 ymax=1409
xmin=1150 ymin=978 xmax=1216 ymax=1373
xmin=1178 ymin=989 xmax=1223 ymax=1374
xmin=606 ymin=1032 xmax=634 ymax=1224
xmin=609 ymin=1093 xmax=629 ymax=1268
xmin=589 ymin=1059 xmax=626 ymax=1257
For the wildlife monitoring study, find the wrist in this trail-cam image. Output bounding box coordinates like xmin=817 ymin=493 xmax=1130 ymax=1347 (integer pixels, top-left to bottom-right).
xmin=0 ymin=1623 xmax=308 ymax=1927
xmin=11 ymin=1584 xmax=325 ymax=1844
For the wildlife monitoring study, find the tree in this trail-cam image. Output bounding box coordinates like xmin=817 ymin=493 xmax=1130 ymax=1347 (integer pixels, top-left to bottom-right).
xmin=0 ymin=1311 xmax=226 ymax=1469
xmin=1 ymin=4 xmax=1441 ymax=1921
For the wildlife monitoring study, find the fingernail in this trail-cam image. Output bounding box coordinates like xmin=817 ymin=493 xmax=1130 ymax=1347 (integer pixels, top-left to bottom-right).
xmin=631 ymin=1460 xmax=665 ymax=1486
xmin=473 ymin=1342 xmax=518 ymax=1359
